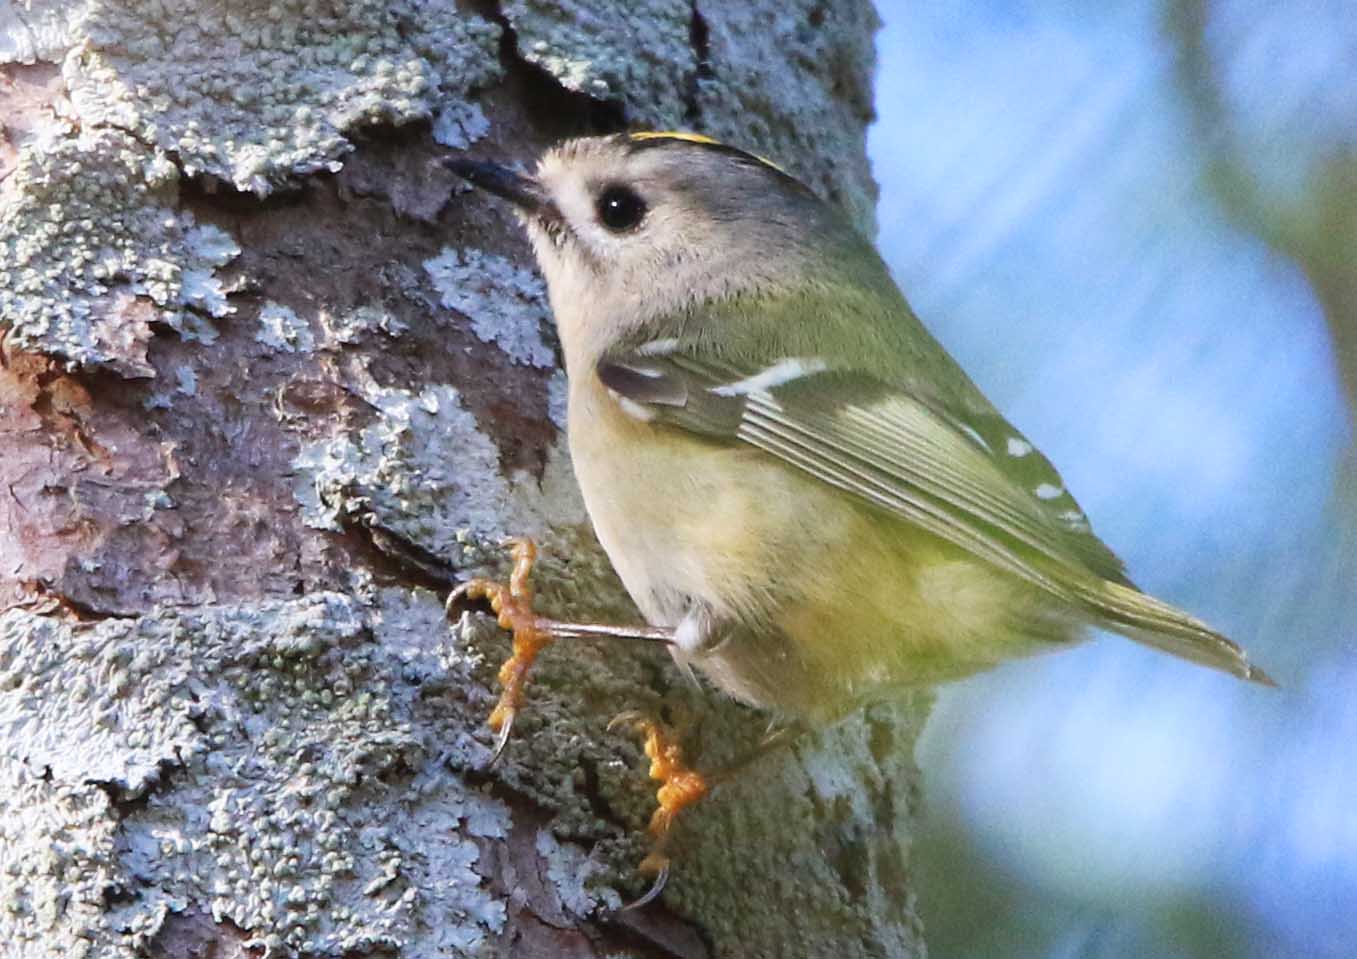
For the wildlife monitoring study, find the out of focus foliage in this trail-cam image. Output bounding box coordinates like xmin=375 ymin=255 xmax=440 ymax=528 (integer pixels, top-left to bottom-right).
xmin=867 ymin=1 xmax=1355 ymax=957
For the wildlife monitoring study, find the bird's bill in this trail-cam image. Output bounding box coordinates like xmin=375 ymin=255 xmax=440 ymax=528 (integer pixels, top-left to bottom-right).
xmin=440 ymin=157 xmax=554 ymax=217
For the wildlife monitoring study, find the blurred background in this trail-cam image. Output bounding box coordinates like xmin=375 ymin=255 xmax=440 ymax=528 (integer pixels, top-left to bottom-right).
xmin=866 ymin=1 xmax=1356 ymax=957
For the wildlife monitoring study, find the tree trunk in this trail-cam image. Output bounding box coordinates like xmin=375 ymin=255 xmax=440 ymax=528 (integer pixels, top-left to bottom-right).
xmin=0 ymin=2 xmax=928 ymax=956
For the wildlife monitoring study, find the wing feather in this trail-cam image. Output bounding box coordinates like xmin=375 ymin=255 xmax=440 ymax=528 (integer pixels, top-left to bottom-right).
xmin=653 ymin=351 xmax=1112 ymax=585
xmin=736 ymin=411 xmax=1069 ymax=594
xmin=597 ymin=345 xmax=1270 ymax=685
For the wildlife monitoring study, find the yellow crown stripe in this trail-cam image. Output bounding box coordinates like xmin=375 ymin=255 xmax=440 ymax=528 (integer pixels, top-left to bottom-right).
xmin=628 ymin=130 xmax=723 ymax=146
xmin=627 ymin=130 xmax=790 ymax=176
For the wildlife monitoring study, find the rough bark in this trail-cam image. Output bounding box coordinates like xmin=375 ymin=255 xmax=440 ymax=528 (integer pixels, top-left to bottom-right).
xmin=0 ymin=2 xmax=928 ymax=957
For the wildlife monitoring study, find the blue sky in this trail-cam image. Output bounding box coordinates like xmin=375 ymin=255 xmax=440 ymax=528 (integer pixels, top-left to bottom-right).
xmin=867 ymin=2 xmax=1356 ymax=955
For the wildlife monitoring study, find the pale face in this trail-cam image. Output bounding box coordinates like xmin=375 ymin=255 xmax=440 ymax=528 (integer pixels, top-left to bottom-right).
xmin=525 ymin=139 xmax=712 ymax=290
xmin=443 ymin=134 xmax=859 ymax=365
xmin=516 ymin=136 xmax=840 ymax=358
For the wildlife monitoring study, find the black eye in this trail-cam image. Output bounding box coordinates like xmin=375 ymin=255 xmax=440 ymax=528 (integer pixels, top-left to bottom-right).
xmin=596 ymin=184 xmax=647 ymax=232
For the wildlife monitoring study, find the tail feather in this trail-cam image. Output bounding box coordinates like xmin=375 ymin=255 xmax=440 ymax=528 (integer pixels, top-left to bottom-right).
xmin=1073 ymin=579 xmax=1276 ymax=687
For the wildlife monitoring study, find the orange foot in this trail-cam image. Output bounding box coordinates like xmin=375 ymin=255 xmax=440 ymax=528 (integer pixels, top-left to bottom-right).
xmin=610 ymin=712 xmax=711 ymax=910
xmin=448 ymin=537 xmax=550 ymax=764
xmin=449 ymin=539 xmax=678 ymax=767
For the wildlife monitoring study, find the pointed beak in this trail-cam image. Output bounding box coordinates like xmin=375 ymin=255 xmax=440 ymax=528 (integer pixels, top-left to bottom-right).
xmin=440 ymin=157 xmax=554 ymax=217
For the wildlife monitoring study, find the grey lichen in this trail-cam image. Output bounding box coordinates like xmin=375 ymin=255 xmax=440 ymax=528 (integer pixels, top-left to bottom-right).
xmin=0 ymin=762 xmax=129 ymax=959
xmin=174 ymin=364 xmax=197 ymax=395
xmin=320 ymin=304 xmax=409 ymax=345
xmin=694 ymin=0 xmax=882 ymax=232
xmin=0 ymin=590 xmax=526 ymax=956
xmin=292 ymin=384 xmax=516 ymax=562
xmin=2 ymin=577 xmax=785 ymax=957
xmin=0 ymin=0 xmax=82 ymax=64
xmin=256 ymin=300 xmax=316 ymax=353
xmin=0 ymin=124 xmax=239 ymax=374
xmin=502 ymin=0 xmax=695 ymax=127
xmin=424 ymin=247 xmax=556 ymax=369
xmin=432 ymin=100 xmax=491 ymax=151
xmin=547 ymin=369 xmax=570 ymax=430
xmin=534 ymin=828 xmax=623 ymax=918
xmin=0 ymin=0 xmax=512 ymax=375
xmin=64 ymin=0 xmax=503 ymax=194
xmin=497 ymin=0 xmax=880 ymax=232
xmin=0 ymin=612 xmax=201 ymax=797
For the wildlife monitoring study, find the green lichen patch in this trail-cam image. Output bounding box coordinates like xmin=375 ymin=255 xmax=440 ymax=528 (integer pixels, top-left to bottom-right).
xmin=668 ymin=700 xmax=930 ymax=957
xmin=0 ymin=124 xmax=239 ymax=374
xmin=64 ymin=0 xmax=503 ymax=194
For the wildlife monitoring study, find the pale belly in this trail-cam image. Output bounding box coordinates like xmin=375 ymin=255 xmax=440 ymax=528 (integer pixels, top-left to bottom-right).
xmin=569 ymin=383 xmax=807 ymax=627
xmin=567 ymin=379 xmax=1072 ymax=721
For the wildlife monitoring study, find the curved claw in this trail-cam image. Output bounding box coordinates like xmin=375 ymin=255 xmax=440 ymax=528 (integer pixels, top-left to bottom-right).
xmin=618 ymin=861 xmax=669 ymax=913
xmin=485 ymin=709 xmax=516 ymax=769
xmin=607 ymin=709 xmax=647 ymax=734
xmin=445 ymin=581 xmax=474 ymax=616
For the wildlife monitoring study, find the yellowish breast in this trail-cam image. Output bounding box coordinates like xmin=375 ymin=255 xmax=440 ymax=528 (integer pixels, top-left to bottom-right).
xmin=567 ymin=372 xmax=1062 ymax=720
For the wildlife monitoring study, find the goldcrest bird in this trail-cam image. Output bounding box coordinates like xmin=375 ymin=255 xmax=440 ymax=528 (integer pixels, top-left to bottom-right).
xmin=445 ymin=131 xmax=1271 ymax=730
xmin=442 ymin=132 xmax=1274 ymax=904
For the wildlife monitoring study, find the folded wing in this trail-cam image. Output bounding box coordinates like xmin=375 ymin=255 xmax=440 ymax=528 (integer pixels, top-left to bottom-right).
xmin=597 ymin=343 xmax=1272 ymax=685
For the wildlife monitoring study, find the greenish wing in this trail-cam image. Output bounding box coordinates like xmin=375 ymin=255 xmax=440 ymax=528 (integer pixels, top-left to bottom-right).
xmin=596 ymin=343 xmax=1272 ymax=686
xmin=596 ymin=345 xmax=1130 ymax=601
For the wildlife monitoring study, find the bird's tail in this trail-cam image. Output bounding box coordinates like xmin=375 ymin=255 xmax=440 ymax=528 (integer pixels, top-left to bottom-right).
xmin=1073 ymin=579 xmax=1276 ymax=686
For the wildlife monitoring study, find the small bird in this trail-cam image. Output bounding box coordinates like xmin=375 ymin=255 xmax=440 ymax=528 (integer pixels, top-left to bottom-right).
xmin=443 ymin=132 xmax=1272 ymax=894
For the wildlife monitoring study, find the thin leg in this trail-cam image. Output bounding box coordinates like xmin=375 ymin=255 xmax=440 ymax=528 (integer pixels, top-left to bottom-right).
xmin=706 ymin=721 xmax=808 ymax=787
xmin=447 ymin=538 xmax=675 ymax=766
xmin=542 ymin=622 xmax=676 ymax=643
